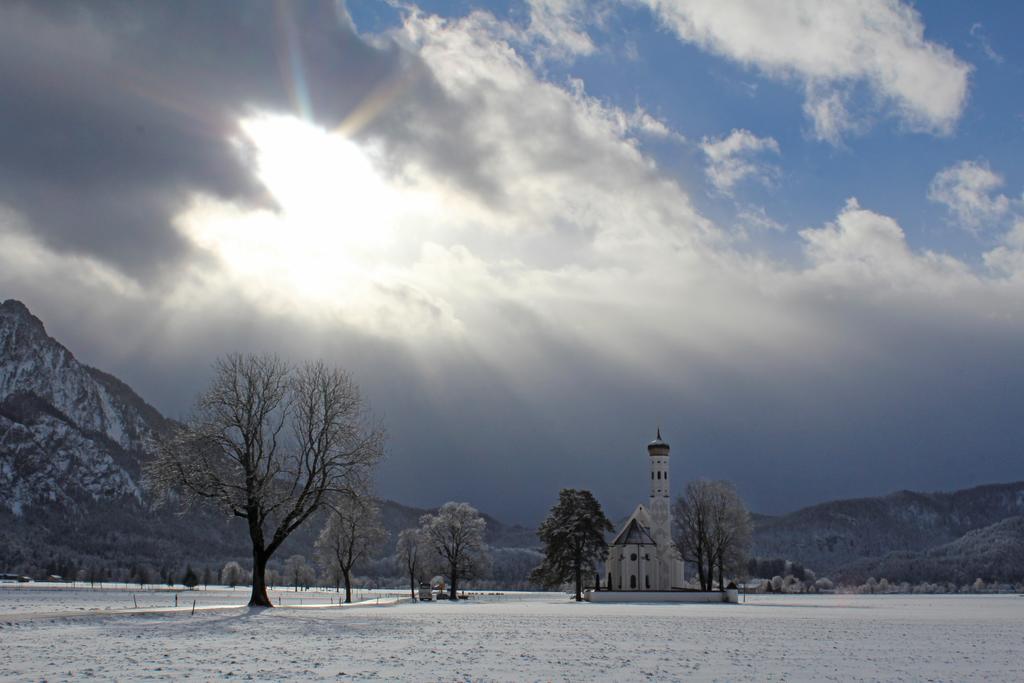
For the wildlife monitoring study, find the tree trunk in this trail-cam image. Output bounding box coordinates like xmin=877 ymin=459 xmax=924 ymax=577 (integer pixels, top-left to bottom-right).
xmin=249 ymin=550 xmax=272 ymax=607
xmin=343 ymin=569 xmax=352 ymax=604
xmin=574 ymin=562 xmax=582 ymax=601
xmin=696 ymin=548 xmax=707 ymax=592
xmin=717 ymin=558 xmax=724 ymax=592
xmin=449 ymin=562 xmax=458 ymax=601
xmin=409 ymin=570 xmax=416 ymax=600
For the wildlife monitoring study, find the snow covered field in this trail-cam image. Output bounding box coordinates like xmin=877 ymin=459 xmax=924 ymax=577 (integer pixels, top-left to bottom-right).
xmin=1 ymin=589 xmax=1022 ymax=681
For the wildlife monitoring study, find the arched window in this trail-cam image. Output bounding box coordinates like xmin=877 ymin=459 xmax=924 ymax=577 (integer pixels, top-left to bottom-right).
xmin=630 ymin=574 xmax=637 ymax=589
xmin=630 ymin=553 xmax=637 ymax=561
xmin=657 ymin=471 xmax=661 ymax=480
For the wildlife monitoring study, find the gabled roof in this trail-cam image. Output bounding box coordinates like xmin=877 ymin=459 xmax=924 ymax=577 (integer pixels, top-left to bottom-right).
xmin=609 ymin=503 xmax=658 ymax=547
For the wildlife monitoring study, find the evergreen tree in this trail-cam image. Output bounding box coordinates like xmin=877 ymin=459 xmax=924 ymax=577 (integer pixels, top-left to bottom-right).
xmin=531 ymin=489 xmax=613 ymax=601
xmin=182 ymin=565 xmax=199 ymax=590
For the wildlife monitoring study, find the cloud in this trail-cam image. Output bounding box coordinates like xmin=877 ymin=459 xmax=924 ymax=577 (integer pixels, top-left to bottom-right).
xmin=635 ymin=0 xmax=971 ymax=143
xmin=0 ymin=1 xmax=405 ymax=280
xmin=2 ymin=3 xmax=1023 ymax=520
xmin=969 ymin=22 xmax=1003 ymax=64
xmin=799 ymin=198 xmax=976 ymax=292
xmin=526 ymin=0 xmax=598 ymax=62
xmin=928 ymin=160 xmax=1011 ymax=232
xmin=736 ymin=205 xmax=786 ymax=234
xmin=701 ymin=129 xmax=780 ymax=194
xmin=984 ymin=220 xmax=1024 ymax=280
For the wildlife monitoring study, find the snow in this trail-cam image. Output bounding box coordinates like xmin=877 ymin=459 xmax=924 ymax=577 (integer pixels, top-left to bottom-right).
xmin=1 ymin=589 xmax=1022 ymax=680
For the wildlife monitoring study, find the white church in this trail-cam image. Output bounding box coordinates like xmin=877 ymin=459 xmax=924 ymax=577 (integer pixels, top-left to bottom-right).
xmin=585 ymin=430 xmax=738 ymax=603
xmin=602 ymin=429 xmax=684 ymax=591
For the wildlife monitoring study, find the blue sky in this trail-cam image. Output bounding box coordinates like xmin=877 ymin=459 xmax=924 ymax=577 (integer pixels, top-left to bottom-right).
xmin=346 ymin=0 xmax=1024 ymax=267
xmin=1 ymin=1 xmax=1023 ymax=523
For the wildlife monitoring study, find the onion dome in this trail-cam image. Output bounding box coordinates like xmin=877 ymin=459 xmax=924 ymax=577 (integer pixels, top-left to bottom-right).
xmin=647 ymin=427 xmax=669 ymax=453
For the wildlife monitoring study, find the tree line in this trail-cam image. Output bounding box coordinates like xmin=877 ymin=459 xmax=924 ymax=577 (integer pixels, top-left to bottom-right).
xmin=139 ymin=352 xmax=759 ymax=603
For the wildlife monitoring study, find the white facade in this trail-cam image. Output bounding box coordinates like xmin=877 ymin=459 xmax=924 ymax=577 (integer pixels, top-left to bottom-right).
xmin=603 ymin=431 xmax=684 ymax=591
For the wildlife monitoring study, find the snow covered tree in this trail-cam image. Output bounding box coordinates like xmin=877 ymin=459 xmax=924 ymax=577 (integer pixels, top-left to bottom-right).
xmin=673 ymin=480 xmax=752 ymax=591
xmin=530 ymin=489 xmax=613 ymax=601
xmin=315 ymin=494 xmax=389 ymax=603
xmin=284 ymin=554 xmax=314 ymax=592
xmin=146 ymin=353 xmax=385 ymax=607
xmin=221 ymin=561 xmax=243 ymax=588
xmin=419 ymin=502 xmax=489 ymax=600
xmin=396 ymin=528 xmax=426 ymax=599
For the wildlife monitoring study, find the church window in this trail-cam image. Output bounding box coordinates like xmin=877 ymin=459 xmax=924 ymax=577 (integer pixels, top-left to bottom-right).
xmin=646 ymin=575 xmax=650 ymax=589
xmin=630 ymin=553 xmax=637 ymax=561
xmin=630 ymin=575 xmax=637 ymax=589
xmin=645 ymin=554 xmax=650 ymax=561
xmin=657 ymin=471 xmax=661 ymax=479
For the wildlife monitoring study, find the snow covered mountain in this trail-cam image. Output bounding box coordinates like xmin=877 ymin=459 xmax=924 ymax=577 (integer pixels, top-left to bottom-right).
xmin=0 ymin=299 xmax=169 ymax=514
xmin=752 ymin=481 xmax=1024 ymax=579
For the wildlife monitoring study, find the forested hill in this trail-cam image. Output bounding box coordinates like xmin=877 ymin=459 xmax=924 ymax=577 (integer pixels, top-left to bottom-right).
xmin=752 ymin=482 xmax=1024 ymax=579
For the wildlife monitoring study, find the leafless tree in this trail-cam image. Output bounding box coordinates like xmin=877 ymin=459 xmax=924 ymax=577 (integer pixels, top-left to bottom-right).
xmin=707 ymin=481 xmax=753 ymax=589
xmin=284 ymin=554 xmax=315 ymax=592
xmin=673 ymin=480 xmax=752 ymax=591
xmin=315 ymin=494 xmax=389 ymax=603
xmin=419 ymin=502 xmax=489 ymax=600
xmin=396 ymin=528 xmax=426 ymax=599
xmin=146 ymin=353 xmax=384 ymax=607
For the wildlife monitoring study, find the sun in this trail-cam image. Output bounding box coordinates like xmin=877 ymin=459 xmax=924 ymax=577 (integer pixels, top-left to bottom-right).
xmin=240 ymin=114 xmax=400 ymax=251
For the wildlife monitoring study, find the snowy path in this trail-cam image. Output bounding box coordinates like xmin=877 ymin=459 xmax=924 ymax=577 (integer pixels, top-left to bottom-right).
xmin=1 ymin=593 xmax=1022 ymax=681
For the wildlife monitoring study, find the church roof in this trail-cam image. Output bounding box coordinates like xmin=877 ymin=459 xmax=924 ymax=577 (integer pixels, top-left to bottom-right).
xmin=609 ymin=517 xmax=657 ymax=547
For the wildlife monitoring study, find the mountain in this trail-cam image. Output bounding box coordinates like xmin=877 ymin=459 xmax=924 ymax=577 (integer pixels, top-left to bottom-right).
xmin=839 ymin=516 xmax=1024 ymax=585
xmin=752 ymin=482 xmax=1024 ymax=581
xmin=0 ymin=298 xmax=538 ymax=583
xmin=0 ymin=299 xmax=169 ymax=514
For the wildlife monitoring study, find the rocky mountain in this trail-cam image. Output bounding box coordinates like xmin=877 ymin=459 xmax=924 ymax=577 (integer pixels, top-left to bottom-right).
xmin=752 ymin=481 xmax=1024 ymax=581
xmin=0 ymin=299 xmax=169 ymax=514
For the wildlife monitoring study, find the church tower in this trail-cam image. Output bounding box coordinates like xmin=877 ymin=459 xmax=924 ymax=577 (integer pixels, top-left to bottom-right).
xmin=646 ymin=428 xmax=672 ymax=550
xmin=602 ymin=429 xmax=685 ymax=591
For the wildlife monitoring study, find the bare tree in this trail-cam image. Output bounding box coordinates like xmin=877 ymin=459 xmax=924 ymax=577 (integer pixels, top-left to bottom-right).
xmin=315 ymin=494 xmax=389 ymax=603
xmin=396 ymin=528 xmax=426 ymax=599
xmin=284 ymin=554 xmax=314 ymax=592
xmin=707 ymin=481 xmax=752 ymax=590
xmin=673 ymin=480 xmax=752 ymax=591
xmin=419 ymin=502 xmax=489 ymax=600
xmin=674 ymin=481 xmax=713 ymax=590
xmin=146 ymin=353 xmax=384 ymax=607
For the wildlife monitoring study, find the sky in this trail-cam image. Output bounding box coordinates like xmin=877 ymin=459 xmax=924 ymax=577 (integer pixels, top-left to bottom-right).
xmin=2 ymin=0 xmax=1023 ymax=525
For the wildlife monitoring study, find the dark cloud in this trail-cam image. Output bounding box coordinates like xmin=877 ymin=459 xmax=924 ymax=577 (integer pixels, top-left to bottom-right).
xmin=2 ymin=2 xmax=1023 ymax=528
xmin=0 ymin=0 xmax=406 ymax=278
